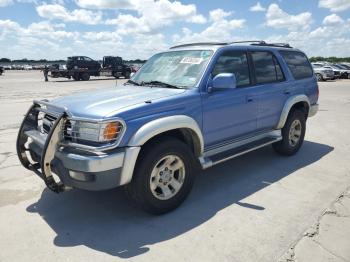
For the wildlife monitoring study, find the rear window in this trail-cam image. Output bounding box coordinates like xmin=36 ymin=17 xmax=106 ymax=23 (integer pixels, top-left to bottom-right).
xmin=280 ymin=51 xmax=313 ymax=80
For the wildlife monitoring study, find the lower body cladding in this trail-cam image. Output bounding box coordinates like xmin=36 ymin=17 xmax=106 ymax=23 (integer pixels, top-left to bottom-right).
xmin=16 ymin=102 xmax=140 ymax=193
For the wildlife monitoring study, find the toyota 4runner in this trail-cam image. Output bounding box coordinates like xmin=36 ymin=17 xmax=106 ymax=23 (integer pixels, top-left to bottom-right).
xmin=17 ymin=41 xmax=319 ymax=214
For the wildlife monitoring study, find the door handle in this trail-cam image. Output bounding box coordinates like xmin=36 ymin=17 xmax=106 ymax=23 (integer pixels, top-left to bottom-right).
xmin=246 ymin=96 xmax=254 ymax=102
xmin=284 ymin=89 xmax=291 ymax=95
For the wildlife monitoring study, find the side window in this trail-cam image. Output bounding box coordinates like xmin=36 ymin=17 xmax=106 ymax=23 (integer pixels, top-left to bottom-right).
xmin=251 ymin=51 xmax=284 ymax=84
xmin=84 ymin=57 xmax=93 ymax=61
xmin=280 ymin=51 xmax=313 ymax=80
xmin=212 ymin=51 xmax=250 ymax=87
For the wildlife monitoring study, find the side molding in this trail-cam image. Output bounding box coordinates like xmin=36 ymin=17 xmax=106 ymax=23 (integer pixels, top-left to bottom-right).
xmin=128 ymin=115 xmax=204 ymax=154
xmin=276 ymin=95 xmax=310 ymax=129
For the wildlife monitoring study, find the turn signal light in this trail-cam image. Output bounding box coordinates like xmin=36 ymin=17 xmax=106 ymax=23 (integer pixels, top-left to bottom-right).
xmin=103 ymin=122 xmax=122 ymax=140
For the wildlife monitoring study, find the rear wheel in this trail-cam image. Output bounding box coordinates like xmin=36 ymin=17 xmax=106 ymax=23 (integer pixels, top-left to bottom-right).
xmin=316 ymin=73 xmax=323 ymax=81
xmin=273 ymin=109 xmax=306 ymax=156
xmin=81 ymin=72 xmax=90 ymax=81
xmin=125 ymin=137 xmax=196 ymax=214
xmin=124 ymin=70 xmax=131 ymax=79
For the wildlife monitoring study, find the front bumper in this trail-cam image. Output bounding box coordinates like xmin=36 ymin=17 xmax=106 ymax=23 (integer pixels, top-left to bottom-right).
xmin=16 ymin=101 xmax=140 ymax=192
xmin=308 ymin=104 xmax=319 ymax=118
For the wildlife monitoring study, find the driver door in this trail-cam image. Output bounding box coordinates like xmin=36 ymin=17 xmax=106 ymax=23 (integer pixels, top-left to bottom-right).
xmin=201 ymin=50 xmax=258 ymax=147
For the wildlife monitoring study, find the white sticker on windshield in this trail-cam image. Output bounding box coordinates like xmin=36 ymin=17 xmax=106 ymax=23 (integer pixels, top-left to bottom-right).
xmin=180 ymin=57 xmax=203 ymax=64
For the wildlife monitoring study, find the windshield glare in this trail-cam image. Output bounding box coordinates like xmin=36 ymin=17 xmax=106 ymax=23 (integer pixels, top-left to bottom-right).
xmin=132 ymin=50 xmax=213 ymax=88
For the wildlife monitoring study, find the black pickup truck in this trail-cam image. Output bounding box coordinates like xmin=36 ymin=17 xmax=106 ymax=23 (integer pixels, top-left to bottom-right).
xmin=50 ymin=56 xmax=132 ymax=81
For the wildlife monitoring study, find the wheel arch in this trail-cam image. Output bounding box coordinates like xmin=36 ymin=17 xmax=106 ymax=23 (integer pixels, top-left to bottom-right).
xmin=276 ymin=95 xmax=310 ymax=129
xmin=128 ymin=115 xmax=204 ymax=156
xmin=119 ymin=115 xmax=204 ymax=186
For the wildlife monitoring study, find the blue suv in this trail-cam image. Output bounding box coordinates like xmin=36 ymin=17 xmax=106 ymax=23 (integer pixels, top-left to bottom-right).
xmin=17 ymin=41 xmax=319 ymax=214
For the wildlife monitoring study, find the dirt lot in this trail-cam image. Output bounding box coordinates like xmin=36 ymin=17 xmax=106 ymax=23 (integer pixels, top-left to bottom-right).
xmin=0 ymin=71 xmax=349 ymax=262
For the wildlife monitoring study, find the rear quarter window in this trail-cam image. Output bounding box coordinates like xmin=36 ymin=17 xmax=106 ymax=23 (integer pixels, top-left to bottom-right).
xmin=280 ymin=51 xmax=313 ymax=80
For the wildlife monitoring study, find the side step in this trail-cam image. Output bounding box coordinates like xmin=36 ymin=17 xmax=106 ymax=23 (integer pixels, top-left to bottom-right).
xmin=200 ymin=134 xmax=282 ymax=169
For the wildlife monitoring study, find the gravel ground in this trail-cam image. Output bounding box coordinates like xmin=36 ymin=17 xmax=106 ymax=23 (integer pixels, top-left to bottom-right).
xmin=0 ymin=71 xmax=349 ymax=262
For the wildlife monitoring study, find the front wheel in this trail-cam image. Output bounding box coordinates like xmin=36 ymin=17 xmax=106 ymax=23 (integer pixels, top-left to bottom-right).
xmin=273 ymin=110 xmax=306 ymax=156
xmin=125 ymin=137 xmax=196 ymax=214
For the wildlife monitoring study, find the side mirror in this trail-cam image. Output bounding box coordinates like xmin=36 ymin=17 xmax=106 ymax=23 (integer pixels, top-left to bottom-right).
xmin=209 ymin=73 xmax=237 ymax=92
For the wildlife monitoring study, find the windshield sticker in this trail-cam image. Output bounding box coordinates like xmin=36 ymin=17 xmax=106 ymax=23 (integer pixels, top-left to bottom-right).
xmin=180 ymin=57 xmax=203 ymax=64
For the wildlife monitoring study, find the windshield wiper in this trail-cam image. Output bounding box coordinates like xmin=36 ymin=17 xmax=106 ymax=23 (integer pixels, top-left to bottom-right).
xmin=141 ymin=80 xmax=181 ymax=89
xmin=124 ymin=79 xmax=141 ymax=86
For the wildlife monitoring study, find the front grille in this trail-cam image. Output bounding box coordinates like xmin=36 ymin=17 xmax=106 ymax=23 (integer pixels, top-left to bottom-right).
xmin=38 ymin=113 xmax=57 ymax=134
xmin=43 ymin=114 xmax=57 ymax=134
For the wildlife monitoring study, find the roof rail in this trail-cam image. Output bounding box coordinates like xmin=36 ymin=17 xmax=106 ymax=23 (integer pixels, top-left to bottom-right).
xmin=169 ymin=40 xmax=292 ymax=49
xmin=228 ymin=40 xmax=266 ymax=45
xmin=170 ymin=42 xmax=228 ymax=49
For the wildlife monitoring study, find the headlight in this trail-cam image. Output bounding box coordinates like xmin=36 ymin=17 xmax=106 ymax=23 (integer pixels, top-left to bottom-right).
xmin=65 ymin=120 xmax=125 ymax=143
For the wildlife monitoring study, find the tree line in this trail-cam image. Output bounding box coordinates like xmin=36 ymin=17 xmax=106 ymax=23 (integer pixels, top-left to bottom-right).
xmin=2 ymin=57 xmax=349 ymax=64
xmin=0 ymin=58 xmax=147 ymax=63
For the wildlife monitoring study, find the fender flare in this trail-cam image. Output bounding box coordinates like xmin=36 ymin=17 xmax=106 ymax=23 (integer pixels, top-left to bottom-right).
xmin=276 ymin=95 xmax=310 ymax=129
xmin=128 ymin=115 xmax=204 ymax=154
xmin=119 ymin=115 xmax=204 ymax=185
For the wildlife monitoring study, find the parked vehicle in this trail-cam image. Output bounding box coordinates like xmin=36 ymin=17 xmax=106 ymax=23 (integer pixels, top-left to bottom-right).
xmin=334 ymin=64 xmax=350 ymax=79
xmin=320 ymin=65 xmax=341 ymax=79
xmin=312 ymin=64 xmax=334 ymax=81
xmin=0 ymin=66 xmax=3 ymax=75
xmin=339 ymin=64 xmax=350 ymax=70
xmin=17 ymin=41 xmax=319 ymax=214
xmin=50 ymin=56 xmax=132 ymax=81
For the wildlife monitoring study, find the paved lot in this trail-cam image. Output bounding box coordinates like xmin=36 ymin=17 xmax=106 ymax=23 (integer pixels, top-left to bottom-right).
xmin=0 ymin=71 xmax=349 ymax=262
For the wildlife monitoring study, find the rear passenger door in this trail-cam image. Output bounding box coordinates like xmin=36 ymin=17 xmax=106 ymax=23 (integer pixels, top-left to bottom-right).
xmin=250 ymin=51 xmax=289 ymax=131
xmin=279 ymin=51 xmax=317 ymax=105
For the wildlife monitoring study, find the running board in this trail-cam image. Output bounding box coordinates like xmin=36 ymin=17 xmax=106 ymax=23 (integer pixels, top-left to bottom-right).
xmin=199 ymin=132 xmax=282 ymax=169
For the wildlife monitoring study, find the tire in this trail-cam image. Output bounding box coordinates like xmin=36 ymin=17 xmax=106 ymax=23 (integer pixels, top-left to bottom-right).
xmin=124 ymin=70 xmax=131 ymax=79
xmin=73 ymin=73 xmax=80 ymax=81
xmin=81 ymin=72 xmax=90 ymax=81
xmin=273 ymin=109 xmax=306 ymax=156
xmin=315 ymin=73 xmax=323 ymax=82
xmin=125 ymin=137 xmax=196 ymax=214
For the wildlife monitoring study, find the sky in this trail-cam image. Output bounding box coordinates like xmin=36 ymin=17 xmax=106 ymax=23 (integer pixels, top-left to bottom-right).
xmin=0 ymin=0 xmax=349 ymax=60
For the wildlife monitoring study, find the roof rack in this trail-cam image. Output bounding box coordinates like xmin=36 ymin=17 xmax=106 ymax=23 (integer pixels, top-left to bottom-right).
xmin=170 ymin=42 xmax=228 ymax=49
xmin=169 ymin=40 xmax=292 ymax=49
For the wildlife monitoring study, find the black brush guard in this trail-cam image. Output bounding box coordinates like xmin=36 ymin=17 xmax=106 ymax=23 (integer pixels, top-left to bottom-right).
xmin=16 ymin=102 xmax=68 ymax=193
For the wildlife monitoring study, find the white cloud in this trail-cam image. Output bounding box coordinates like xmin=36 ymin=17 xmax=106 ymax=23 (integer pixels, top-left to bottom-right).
xmin=250 ymin=2 xmax=266 ymax=12
xmin=209 ymin=9 xmax=232 ymax=21
xmin=75 ymin=0 xmax=134 ymax=9
xmin=36 ymin=4 xmax=102 ymax=25
xmin=266 ymin=4 xmax=312 ymax=30
xmin=0 ymin=0 xmax=13 ymax=7
xmin=83 ymin=31 xmax=121 ymax=42
xmin=0 ymin=19 xmax=79 ymax=40
xmin=173 ymin=9 xmax=245 ymax=44
xmin=319 ymin=0 xmax=350 ymax=12
xmin=105 ymin=0 xmax=206 ymax=35
xmin=323 ymin=13 xmax=344 ymax=25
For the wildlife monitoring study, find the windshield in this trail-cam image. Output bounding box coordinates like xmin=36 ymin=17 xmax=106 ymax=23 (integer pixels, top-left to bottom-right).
xmin=131 ymin=50 xmax=213 ymax=89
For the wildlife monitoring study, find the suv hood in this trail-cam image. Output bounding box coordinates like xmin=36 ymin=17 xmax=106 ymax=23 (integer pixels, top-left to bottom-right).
xmin=50 ymin=85 xmax=186 ymax=118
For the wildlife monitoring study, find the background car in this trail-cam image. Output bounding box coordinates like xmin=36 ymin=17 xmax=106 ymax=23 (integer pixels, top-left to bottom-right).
xmin=312 ymin=64 xmax=334 ymax=81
